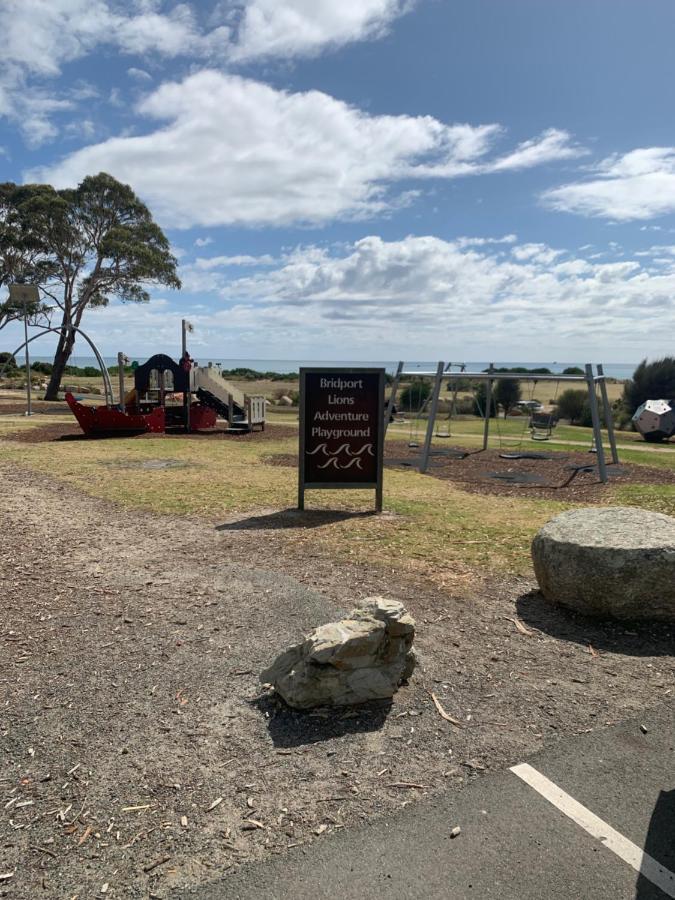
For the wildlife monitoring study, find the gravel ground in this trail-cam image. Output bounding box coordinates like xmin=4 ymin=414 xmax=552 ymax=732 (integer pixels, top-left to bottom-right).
xmin=1 ymin=460 xmax=673 ymax=898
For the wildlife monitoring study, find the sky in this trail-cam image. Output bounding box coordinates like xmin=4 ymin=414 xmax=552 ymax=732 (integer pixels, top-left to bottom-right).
xmin=2 ymin=0 xmax=675 ymax=365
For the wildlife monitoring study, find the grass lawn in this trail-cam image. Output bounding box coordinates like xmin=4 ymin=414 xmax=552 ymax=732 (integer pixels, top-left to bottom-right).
xmin=1 ymin=405 xmax=674 ymax=582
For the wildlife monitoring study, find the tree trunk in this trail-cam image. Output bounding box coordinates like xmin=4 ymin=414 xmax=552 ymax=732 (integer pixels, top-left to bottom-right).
xmin=44 ymin=326 xmax=76 ymax=400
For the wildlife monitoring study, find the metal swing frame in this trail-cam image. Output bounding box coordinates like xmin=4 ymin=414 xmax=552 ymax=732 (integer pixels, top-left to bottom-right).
xmin=385 ymin=362 xmax=619 ymax=483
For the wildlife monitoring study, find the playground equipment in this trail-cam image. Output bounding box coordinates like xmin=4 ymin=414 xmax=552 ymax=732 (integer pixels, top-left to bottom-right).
xmin=632 ymin=399 xmax=675 ymax=442
xmin=0 ymin=307 xmax=266 ymax=436
xmin=386 ymin=362 xmax=619 ymax=483
xmin=67 ymin=354 xmax=266 ymax=436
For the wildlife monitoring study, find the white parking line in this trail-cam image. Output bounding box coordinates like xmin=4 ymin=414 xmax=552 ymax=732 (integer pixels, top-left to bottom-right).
xmin=511 ymin=763 xmax=675 ymax=898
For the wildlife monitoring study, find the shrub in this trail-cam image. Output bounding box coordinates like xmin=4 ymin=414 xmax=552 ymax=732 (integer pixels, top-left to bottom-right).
xmin=494 ymin=379 xmax=521 ymax=417
xmin=623 ymin=357 xmax=675 ymax=416
xmin=399 ymin=380 xmax=431 ymax=412
xmin=447 ymin=377 xmax=471 ymax=392
xmin=474 ymin=382 xmax=496 ymax=417
xmin=556 ymin=389 xmax=587 ymax=424
xmin=31 ymin=361 xmax=53 ymax=374
xmin=562 ymin=366 xmax=584 ymax=376
xmin=0 ymin=352 xmax=17 ymax=373
xmin=454 ymin=397 xmax=476 ymax=415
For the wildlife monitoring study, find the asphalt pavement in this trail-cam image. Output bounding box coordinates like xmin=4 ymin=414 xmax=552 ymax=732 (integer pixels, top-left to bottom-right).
xmin=187 ymin=701 xmax=675 ymax=900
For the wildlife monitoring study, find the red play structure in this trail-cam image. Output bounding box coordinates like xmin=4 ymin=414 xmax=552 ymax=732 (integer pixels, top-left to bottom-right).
xmin=66 ymin=352 xmax=265 ymax=437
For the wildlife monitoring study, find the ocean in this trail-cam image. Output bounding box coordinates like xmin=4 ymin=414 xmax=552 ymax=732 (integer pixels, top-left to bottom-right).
xmin=14 ymin=356 xmax=639 ymax=380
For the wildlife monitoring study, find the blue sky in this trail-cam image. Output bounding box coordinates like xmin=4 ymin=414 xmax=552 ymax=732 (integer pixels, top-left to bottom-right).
xmin=2 ymin=0 xmax=675 ymax=364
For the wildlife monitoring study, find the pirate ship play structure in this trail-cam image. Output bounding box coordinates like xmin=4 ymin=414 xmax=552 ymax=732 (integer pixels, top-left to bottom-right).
xmin=66 ymin=353 xmax=266 ymax=436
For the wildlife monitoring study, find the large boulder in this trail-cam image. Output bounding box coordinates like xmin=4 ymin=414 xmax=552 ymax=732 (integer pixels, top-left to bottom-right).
xmin=261 ymin=597 xmax=416 ymax=708
xmin=532 ymin=507 xmax=675 ymax=621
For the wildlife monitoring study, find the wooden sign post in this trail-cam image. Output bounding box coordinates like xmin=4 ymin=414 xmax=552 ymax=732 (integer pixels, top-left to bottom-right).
xmin=298 ymin=367 xmax=385 ymax=512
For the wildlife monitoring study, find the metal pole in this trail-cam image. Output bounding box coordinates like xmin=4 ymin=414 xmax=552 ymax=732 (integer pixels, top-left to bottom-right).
xmin=375 ymin=369 xmax=385 ymax=513
xmin=419 ymin=361 xmax=445 ymax=474
xmin=384 ymin=361 xmax=404 ymax=434
xmin=23 ymin=297 xmax=32 ymax=416
xmin=298 ymin=370 xmax=306 ymax=510
xmin=181 ymin=319 xmax=191 ymax=432
xmin=117 ymin=352 xmax=126 ymax=408
xmin=482 ymin=364 xmax=494 ymax=451
xmin=597 ymin=364 xmax=619 ymax=464
xmin=585 ymin=364 xmax=608 ymax=483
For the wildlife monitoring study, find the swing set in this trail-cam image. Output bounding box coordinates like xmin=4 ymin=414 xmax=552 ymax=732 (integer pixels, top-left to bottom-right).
xmin=385 ymin=361 xmax=619 ymax=482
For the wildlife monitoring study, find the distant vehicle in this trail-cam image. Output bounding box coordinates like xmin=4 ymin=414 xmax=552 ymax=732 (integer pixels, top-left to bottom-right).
xmin=516 ymin=400 xmax=543 ymax=413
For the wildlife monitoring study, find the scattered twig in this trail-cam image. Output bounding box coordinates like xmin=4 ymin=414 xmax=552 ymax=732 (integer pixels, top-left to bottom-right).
xmin=143 ymin=855 xmax=171 ymax=873
xmin=206 ymin=797 xmax=223 ymax=812
xmin=429 ymin=692 xmax=463 ymax=727
xmin=30 ymin=845 xmax=57 ymax=859
xmin=387 ymin=782 xmax=427 ymax=790
xmin=77 ymin=824 xmax=93 ymax=846
xmin=588 ymin=644 xmax=599 ymax=658
xmin=122 ymin=804 xmax=153 ymax=813
xmin=501 ymin=616 xmax=533 ymax=636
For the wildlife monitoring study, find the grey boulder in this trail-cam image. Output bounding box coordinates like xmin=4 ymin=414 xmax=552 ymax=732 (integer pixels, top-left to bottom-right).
xmin=532 ymin=506 xmax=675 ymax=621
xmin=261 ymin=597 xmax=416 ymax=708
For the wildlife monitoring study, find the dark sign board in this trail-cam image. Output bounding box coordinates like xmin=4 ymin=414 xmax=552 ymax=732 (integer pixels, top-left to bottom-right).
xmin=298 ymin=368 xmax=385 ymax=512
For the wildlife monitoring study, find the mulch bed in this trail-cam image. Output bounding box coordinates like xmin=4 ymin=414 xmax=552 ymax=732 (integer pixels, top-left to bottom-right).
xmin=1 ymin=421 xmax=297 ymax=444
xmin=265 ymin=446 xmax=675 ymax=503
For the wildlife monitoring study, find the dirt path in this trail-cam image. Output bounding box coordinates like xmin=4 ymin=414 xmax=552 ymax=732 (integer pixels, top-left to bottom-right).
xmin=1 ymin=461 xmax=673 ymax=898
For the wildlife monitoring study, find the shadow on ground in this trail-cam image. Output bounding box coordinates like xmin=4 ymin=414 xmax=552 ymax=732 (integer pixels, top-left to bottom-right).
xmin=216 ymin=508 xmax=379 ymax=531
xmin=516 ymin=590 xmax=675 ymax=657
xmin=252 ymin=693 xmax=392 ymax=748
xmin=635 ymin=788 xmax=675 ymax=899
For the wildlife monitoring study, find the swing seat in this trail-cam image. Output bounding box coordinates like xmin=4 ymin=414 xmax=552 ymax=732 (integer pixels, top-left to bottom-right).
xmin=529 ymin=413 xmax=557 ymax=442
xmin=435 ymin=429 xmax=450 ymax=438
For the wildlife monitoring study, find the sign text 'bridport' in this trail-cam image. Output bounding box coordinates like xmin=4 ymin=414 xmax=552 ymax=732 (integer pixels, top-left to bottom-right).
xmin=298 ymin=368 xmax=385 ymax=511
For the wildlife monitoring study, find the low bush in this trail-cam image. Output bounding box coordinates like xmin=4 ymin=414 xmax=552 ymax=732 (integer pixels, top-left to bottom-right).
xmin=399 ymin=380 xmax=431 ymax=412
xmin=0 ymin=352 xmax=17 ymax=373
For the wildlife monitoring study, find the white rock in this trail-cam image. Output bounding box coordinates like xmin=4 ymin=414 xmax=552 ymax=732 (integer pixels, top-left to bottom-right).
xmin=261 ymin=598 xmax=416 ymax=708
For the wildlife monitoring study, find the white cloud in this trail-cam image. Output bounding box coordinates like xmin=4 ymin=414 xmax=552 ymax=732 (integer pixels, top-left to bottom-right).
xmin=194 ymin=236 xmax=213 ymax=247
xmin=0 ymin=0 xmax=412 ymax=145
xmin=32 ymin=71 xmax=585 ymax=228
xmin=208 ymin=235 xmax=675 ymax=358
xmin=0 ymin=0 xmax=214 ymax=144
xmin=5 ymin=235 xmax=671 ymax=360
xmin=127 ymin=67 xmax=153 ymax=81
xmin=193 ymin=254 xmax=277 ymax=269
xmin=230 ymin=0 xmax=413 ymax=62
xmin=543 ymin=147 xmax=675 ymax=221
xmin=489 ymin=128 xmax=587 ymax=172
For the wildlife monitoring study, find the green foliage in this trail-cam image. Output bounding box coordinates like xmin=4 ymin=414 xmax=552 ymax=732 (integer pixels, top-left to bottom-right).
xmin=0 ymin=182 xmax=59 ymax=328
xmin=474 ymin=381 xmax=497 ymax=417
xmin=454 ymin=397 xmax=476 ymax=415
xmin=1 ymin=173 xmax=181 ymax=398
xmin=0 ymin=351 xmax=17 ymax=373
xmin=487 ymin=366 xmax=552 ymax=375
xmin=623 ymin=357 xmax=675 ymax=416
xmin=562 ymin=366 xmax=584 ymax=376
xmin=399 ymin=380 xmax=431 ymax=412
xmin=220 ymin=367 xmax=298 ymax=382
xmin=556 ymin=389 xmax=587 ymax=424
xmin=447 ymin=377 xmax=471 ymax=392
xmin=494 ymin=379 xmax=522 ymax=417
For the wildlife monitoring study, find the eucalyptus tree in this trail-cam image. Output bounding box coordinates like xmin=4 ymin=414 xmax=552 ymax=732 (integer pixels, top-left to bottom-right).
xmin=1 ymin=173 xmax=181 ymax=399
